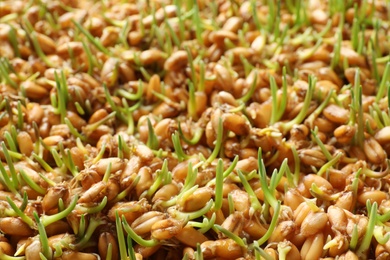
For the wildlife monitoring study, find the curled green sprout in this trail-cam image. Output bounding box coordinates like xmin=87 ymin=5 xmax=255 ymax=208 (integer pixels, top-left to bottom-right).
xmin=213 ymin=224 xmax=246 ymax=248
xmin=356 ymin=201 xmax=377 ymax=257
xmin=116 ymin=81 xmax=143 ymax=101
xmin=373 ymin=226 xmax=390 ymax=245
xmin=257 ymin=200 xmax=281 ymax=246
xmin=122 ymin=215 xmax=159 ymax=247
xmin=41 ymin=195 xmax=78 ymax=227
xmin=178 ymin=122 xmax=203 ymax=145
xmin=168 ymin=199 xmax=214 ymax=221
xmin=71 ymin=217 xmax=106 ymax=250
xmin=76 ymin=196 xmax=108 ymax=214
xmin=34 ymin=212 xmax=53 ymax=260
xmin=309 ymin=183 xmax=339 ymax=201
xmin=188 ymin=213 xmax=216 ymax=233
xmin=362 ymin=160 xmax=390 ymax=178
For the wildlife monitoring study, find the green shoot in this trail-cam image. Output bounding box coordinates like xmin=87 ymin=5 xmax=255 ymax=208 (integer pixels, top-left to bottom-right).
xmin=71 ymin=217 xmax=106 ymax=250
xmin=122 ymin=215 xmax=159 ymax=247
xmin=41 ymin=195 xmax=78 ymax=227
xmin=205 ymin=118 xmax=223 ymax=165
xmin=213 ymin=224 xmax=246 ymax=247
xmin=356 ymin=201 xmax=377 ymax=257
xmin=34 ymin=212 xmax=52 ymax=260
xmin=19 ymin=169 xmax=46 ymax=195
xmin=6 ymin=197 xmax=34 ymax=227
xmin=376 ymin=62 xmax=390 ymax=103
xmin=72 ymin=20 xmax=110 ymax=55
xmin=237 ymin=170 xmax=262 ymax=215
xmin=213 ymin=159 xmax=224 ymax=211
xmin=168 ymin=199 xmax=214 ymax=220
xmin=146 ymin=118 xmax=159 ymax=150
xmin=257 ymin=200 xmax=281 ymax=246
xmin=172 ymin=131 xmax=190 ymax=162
xmin=76 ymin=196 xmax=108 ymax=214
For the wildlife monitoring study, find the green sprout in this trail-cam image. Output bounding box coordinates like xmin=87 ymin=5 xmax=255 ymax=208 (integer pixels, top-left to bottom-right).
xmin=22 ymin=19 xmax=54 ymax=67
xmin=116 ymin=81 xmax=144 ymax=101
xmin=278 ymin=75 xmax=315 ymax=134
xmin=19 ymin=169 xmax=46 ymax=195
xmin=213 ymin=159 xmax=224 ymax=211
xmin=41 ymin=195 xmax=78 ymax=227
xmin=238 ymin=73 xmax=258 ymax=104
xmin=213 ymin=224 xmax=246 ymax=247
xmin=34 ymin=212 xmax=52 ymax=260
xmin=0 ymin=58 xmax=17 ymax=89
xmin=192 ymin=1 xmax=203 ymax=45
xmin=331 ymin=29 xmax=342 ymax=69
xmin=237 ymin=170 xmax=262 ymax=216
xmin=75 ymin=197 xmax=108 ymax=214
xmin=188 ymin=213 xmax=216 ymax=233
xmin=6 ymin=197 xmax=34 ymax=227
xmin=257 ymin=200 xmax=281 ymax=246
xmin=172 ymin=131 xmax=190 ymax=162
xmin=71 ymin=217 xmax=106 ymax=250
xmin=72 ymin=20 xmax=110 ymax=55
xmin=1 ymin=142 xmax=19 ymax=191
xmin=269 ymin=70 xmax=287 ymax=124
xmin=376 ymin=62 xmax=390 ymax=103
xmin=204 ymin=118 xmax=223 ymax=165
xmin=356 ymin=201 xmax=377 ymax=257
xmin=143 ymin=159 xmax=169 ymax=199
xmin=168 ymin=199 xmax=214 ymax=220
xmin=122 ymin=215 xmax=159 ymax=247
xmin=177 ymin=122 xmax=203 ymax=145
xmin=147 ymin=118 xmax=159 ymax=150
